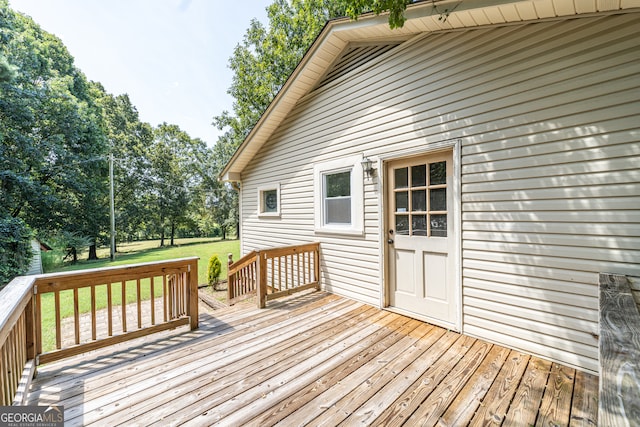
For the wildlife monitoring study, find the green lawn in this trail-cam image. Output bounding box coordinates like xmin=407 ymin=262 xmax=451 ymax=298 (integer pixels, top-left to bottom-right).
xmin=50 ymin=238 xmax=240 ymax=285
xmin=40 ymin=238 xmax=240 ymax=352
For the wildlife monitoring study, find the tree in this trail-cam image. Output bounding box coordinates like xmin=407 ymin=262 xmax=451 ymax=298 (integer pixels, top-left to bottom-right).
xmin=213 ymin=0 xmax=345 ymax=152
xmin=337 ymin=0 xmax=412 ymax=28
xmin=92 ymin=83 xmax=154 ymax=248
xmin=148 ymin=124 xmax=205 ymax=246
xmin=0 ymin=214 xmax=32 ymax=287
xmin=0 ymin=54 xmax=16 ymax=83
xmin=0 ymin=2 xmax=108 ymax=261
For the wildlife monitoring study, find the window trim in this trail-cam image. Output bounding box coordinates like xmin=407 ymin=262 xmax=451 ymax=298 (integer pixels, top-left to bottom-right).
xmin=314 ymin=155 xmax=364 ymax=235
xmin=257 ymin=183 xmax=281 ymax=218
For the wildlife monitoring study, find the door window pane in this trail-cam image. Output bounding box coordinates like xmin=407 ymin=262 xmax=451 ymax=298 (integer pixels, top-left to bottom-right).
xmin=411 ymin=164 xmax=426 ymax=187
xmin=430 ymin=188 xmax=446 ymax=211
xmin=394 ymin=168 xmax=408 ymax=189
xmin=412 ymin=215 xmax=427 ymax=236
xmin=395 ymin=191 xmax=408 ymax=212
xmin=430 ymin=214 xmax=447 ymax=237
xmin=429 ymin=161 xmax=446 ymax=185
xmin=395 ymin=215 xmax=409 ymax=235
xmin=412 ymin=190 xmax=426 ymax=212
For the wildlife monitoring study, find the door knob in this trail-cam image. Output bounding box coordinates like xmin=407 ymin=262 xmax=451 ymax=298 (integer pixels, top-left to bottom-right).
xmin=387 ymin=239 xmax=394 ymax=244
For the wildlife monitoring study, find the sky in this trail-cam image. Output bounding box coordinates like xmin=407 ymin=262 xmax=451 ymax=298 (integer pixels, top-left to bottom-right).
xmin=9 ymin=0 xmax=273 ymax=146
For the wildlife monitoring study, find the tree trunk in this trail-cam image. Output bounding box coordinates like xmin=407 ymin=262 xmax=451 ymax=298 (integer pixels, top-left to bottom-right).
xmin=71 ymin=246 xmax=77 ymax=264
xmin=88 ymin=243 xmax=98 ymax=260
xmin=170 ymin=221 xmax=175 ymax=246
xmin=160 ymin=230 xmax=165 ymax=247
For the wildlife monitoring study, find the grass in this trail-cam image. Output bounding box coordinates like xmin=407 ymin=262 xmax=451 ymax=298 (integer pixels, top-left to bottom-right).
xmin=48 ymin=237 xmax=240 ymax=285
xmin=39 ymin=238 xmax=240 ymax=352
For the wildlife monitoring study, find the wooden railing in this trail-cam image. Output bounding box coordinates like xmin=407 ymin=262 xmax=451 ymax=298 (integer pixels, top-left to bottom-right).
xmin=226 ymin=251 xmax=258 ymax=304
xmin=0 ymin=276 xmax=36 ymax=405
xmin=599 ymin=273 xmax=640 ymax=426
xmin=0 ymin=257 xmax=199 ymax=405
xmin=227 ymin=243 xmax=320 ymax=307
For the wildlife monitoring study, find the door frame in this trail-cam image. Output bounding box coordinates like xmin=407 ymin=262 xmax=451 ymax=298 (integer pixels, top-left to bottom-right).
xmin=377 ymin=139 xmax=462 ymax=332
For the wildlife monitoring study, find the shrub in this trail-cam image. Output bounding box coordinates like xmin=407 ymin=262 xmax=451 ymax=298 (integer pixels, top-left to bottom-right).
xmin=207 ymin=254 xmax=222 ymax=290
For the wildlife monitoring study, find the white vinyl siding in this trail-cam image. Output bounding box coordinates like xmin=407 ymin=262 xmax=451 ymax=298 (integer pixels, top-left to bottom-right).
xmin=239 ymin=12 xmax=640 ymax=372
xmin=26 ymin=240 xmax=42 ymax=275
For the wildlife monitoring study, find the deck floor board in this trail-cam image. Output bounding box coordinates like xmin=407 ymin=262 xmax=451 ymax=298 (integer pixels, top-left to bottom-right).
xmin=27 ymin=291 xmax=598 ymax=426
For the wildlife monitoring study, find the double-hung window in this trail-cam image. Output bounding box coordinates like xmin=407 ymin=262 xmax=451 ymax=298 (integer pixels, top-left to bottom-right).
xmin=324 ymin=170 xmax=351 ymax=224
xmin=314 ymin=155 xmax=364 ymax=235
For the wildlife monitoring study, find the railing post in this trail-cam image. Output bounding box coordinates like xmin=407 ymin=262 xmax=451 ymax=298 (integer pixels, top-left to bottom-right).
xmin=227 ymin=253 xmax=236 ymax=305
xmin=34 ymin=289 xmax=42 ymax=358
xmin=256 ymin=251 xmax=267 ymax=309
xmin=314 ymin=243 xmax=321 ymax=290
xmin=25 ymin=297 xmax=36 ymax=362
xmin=188 ymin=259 xmax=199 ymax=330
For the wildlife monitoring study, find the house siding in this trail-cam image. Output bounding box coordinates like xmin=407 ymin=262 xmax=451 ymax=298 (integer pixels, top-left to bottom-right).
xmin=26 ymin=239 xmax=42 ymax=275
xmin=239 ymin=12 xmax=640 ymax=372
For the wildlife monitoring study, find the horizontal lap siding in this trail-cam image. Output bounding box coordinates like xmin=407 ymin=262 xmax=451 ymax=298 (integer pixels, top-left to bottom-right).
xmin=240 ymin=12 xmax=640 ymax=371
xmin=457 ymin=13 xmax=639 ymax=372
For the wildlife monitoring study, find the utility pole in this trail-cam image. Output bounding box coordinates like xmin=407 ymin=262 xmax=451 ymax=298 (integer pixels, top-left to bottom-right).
xmin=109 ymin=153 xmax=115 ymax=261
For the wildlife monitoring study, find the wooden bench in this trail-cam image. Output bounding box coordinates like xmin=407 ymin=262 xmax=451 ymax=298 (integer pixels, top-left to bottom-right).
xmin=599 ymin=273 xmax=640 ymax=426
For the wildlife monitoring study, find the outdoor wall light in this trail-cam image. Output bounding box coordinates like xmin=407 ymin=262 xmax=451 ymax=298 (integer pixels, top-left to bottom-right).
xmin=361 ymin=156 xmax=375 ymax=179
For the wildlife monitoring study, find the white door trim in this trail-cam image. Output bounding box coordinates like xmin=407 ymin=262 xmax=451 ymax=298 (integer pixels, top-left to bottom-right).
xmin=375 ymin=139 xmax=462 ymax=332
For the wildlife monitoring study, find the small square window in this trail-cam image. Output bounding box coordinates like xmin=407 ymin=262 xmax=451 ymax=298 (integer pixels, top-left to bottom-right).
xmin=258 ymin=184 xmax=280 ymax=217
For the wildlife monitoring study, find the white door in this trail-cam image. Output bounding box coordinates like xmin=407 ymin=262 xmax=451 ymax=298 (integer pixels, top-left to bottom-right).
xmin=386 ymin=151 xmax=457 ymax=329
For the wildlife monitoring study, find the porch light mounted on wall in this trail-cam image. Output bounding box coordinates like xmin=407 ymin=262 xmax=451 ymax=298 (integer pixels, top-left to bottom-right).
xmin=361 ymin=156 xmax=375 ymax=179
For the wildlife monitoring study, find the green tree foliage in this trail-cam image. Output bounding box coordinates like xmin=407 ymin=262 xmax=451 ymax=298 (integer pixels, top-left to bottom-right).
xmin=213 ymin=0 xmax=345 ymax=151
xmin=148 ymin=124 xmax=206 ymax=246
xmin=91 ymin=83 xmax=154 ymax=244
xmin=0 ymin=214 xmax=32 ymax=287
xmin=0 ymin=53 xmax=17 ymax=83
xmin=0 ymin=1 xmax=108 ymax=260
xmin=337 ymin=0 xmax=413 ymax=28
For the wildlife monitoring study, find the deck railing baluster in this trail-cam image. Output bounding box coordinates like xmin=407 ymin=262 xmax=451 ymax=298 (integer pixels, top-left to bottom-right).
xmin=150 ymin=278 xmax=155 ymax=326
xmin=107 ymin=283 xmax=113 ymax=336
xmin=227 ymin=243 xmax=321 ymax=308
xmin=73 ymin=289 xmax=80 ymax=345
xmin=54 ymin=291 xmax=61 ymax=350
xmin=91 ymin=286 xmax=97 ymax=341
xmin=121 ymin=281 xmax=127 ymax=333
xmin=136 ymin=279 xmax=142 ymax=329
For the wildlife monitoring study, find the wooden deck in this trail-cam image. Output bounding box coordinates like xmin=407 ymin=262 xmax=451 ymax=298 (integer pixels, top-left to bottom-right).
xmin=26 ymin=291 xmax=598 ymax=426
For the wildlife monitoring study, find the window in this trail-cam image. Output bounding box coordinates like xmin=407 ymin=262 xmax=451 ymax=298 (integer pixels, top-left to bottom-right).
xmin=324 ymin=171 xmax=351 ymax=224
xmin=257 ymin=184 xmax=280 ymax=217
xmin=314 ymin=156 xmax=363 ymax=235
xmin=392 ymin=160 xmax=447 ymax=237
